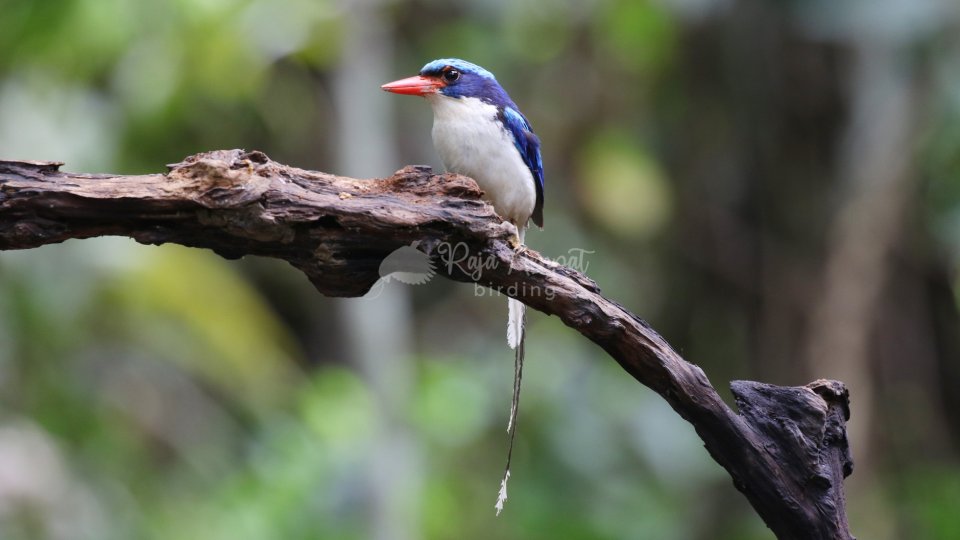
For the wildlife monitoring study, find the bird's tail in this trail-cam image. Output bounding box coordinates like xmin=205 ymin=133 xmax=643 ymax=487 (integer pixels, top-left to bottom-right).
xmin=507 ymin=226 xmax=526 ymax=351
xmin=497 ymin=225 xmax=526 ymax=516
xmin=506 ymin=225 xmax=526 ymax=430
xmin=497 ymin=311 xmax=525 ymax=516
xmin=506 ymin=300 xmax=525 ymax=431
xmin=507 ymin=298 xmax=524 ymax=350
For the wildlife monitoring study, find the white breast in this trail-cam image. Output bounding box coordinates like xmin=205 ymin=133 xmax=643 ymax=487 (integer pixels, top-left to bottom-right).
xmin=426 ymin=95 xmax=536 ymax=227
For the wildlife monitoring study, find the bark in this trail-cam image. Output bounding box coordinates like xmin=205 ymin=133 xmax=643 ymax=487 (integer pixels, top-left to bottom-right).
xmin=0 ymin=150 xmax=854 ymax=539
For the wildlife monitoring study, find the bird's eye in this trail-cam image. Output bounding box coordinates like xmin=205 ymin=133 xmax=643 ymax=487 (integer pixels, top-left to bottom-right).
xmin=443 ymin=69 xmax=461 ymax=83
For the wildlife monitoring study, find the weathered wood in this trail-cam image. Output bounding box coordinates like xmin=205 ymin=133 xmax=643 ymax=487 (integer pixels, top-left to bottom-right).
xmin=0 ymin=149 xmax=854 ymax=539
xmin=731 ymin=380 xmax=853 ymax=538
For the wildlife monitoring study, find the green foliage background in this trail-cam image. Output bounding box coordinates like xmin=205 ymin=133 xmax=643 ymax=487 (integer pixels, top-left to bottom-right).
xmin=1 ymin=1 xmax=959 ymax=539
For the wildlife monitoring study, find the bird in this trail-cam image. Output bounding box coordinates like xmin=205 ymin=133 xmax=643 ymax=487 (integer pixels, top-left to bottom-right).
xmin=382 ymin=58 xmax=544 ymax=514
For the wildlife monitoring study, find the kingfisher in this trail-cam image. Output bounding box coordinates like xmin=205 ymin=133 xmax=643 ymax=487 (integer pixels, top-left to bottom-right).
xmin=382 ymin=59 xmax=544 ymax=514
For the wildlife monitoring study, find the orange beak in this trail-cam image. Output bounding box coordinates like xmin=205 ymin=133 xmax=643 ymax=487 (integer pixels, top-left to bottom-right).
xmin=381 ymin=75 xmax=443 ymax=96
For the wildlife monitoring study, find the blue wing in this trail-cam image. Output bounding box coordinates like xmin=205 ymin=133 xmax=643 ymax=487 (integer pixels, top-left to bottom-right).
xmin=500 ymin=106 xmax=544 ymax=227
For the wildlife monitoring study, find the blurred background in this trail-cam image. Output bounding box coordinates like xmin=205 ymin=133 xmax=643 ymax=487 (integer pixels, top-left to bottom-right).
xmin=1 ymin=0 xmax=959 ymax=538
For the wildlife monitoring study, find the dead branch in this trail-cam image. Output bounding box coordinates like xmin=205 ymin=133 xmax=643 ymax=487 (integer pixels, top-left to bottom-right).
xmin=0 ymin=150 xmax=854 ymax=539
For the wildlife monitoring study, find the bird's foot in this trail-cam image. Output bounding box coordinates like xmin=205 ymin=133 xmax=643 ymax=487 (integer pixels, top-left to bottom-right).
xmin=506 ymin=222 xmax=528 ymax=273
xmin=505 ymin=222 xmax=523 ymax=248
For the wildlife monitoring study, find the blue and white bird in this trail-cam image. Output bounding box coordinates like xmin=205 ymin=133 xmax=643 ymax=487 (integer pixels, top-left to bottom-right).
xmin=383 ymin=58 xmax=544 ymax=514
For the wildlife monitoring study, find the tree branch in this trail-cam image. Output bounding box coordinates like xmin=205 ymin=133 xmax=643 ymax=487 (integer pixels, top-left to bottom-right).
xmin=0 ymin=150 xmax=853 ymax=539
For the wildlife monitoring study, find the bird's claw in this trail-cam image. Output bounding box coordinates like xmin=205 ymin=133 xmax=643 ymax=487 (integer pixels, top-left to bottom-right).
xmin=505 ymin=222 xmax=523 ymax=248
xmin=507 ymin=222 xmax=529 ymax=270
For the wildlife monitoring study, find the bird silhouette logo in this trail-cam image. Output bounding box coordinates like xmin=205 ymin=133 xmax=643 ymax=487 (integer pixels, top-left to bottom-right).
xmin=377 ymin=241 xmax=435 ymax=285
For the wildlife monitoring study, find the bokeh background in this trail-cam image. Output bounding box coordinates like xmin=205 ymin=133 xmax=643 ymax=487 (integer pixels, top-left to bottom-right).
xmin=1 ymin=0 xmax=960 ymax=538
